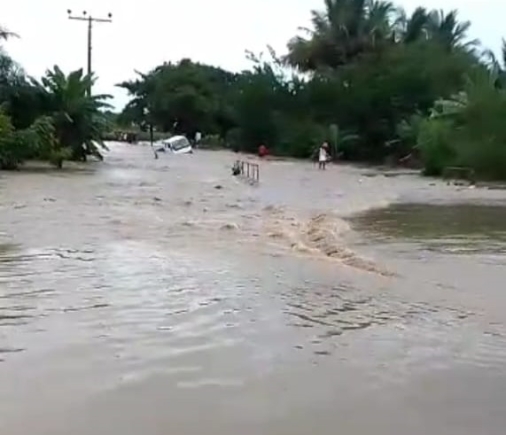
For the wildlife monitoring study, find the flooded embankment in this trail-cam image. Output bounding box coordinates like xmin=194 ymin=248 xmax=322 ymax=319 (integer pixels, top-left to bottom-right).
xmin=1 ymin=142 xmax=506 ymax=435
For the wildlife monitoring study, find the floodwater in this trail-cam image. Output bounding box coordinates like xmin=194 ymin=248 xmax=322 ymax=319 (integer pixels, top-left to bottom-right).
xmin=1 ymin=143 xmax=506 ymax=435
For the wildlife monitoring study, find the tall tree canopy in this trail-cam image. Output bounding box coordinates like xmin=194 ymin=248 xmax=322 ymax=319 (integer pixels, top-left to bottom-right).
xmin=3 ymin=0 xmax=506 ymax=179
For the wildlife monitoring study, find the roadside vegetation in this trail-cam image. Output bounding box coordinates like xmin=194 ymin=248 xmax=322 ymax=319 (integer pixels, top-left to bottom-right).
xmin=3 ymin=0 xmax=506 ymax=179
xmin=0 ymin=26 xmax=111 ymax=169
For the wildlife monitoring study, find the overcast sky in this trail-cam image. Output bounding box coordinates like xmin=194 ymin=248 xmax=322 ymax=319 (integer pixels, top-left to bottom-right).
xmin=3 ymin=0 xmax=505 ymax=110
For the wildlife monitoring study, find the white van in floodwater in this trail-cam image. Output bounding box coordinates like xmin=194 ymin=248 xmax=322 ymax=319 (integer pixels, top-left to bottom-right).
xmin=155 ymin=135 xmax=193 ymax=154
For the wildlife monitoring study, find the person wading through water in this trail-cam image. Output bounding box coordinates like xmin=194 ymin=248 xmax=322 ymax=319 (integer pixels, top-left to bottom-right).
xmin=318 ymin=142 xmax=329 ymax=170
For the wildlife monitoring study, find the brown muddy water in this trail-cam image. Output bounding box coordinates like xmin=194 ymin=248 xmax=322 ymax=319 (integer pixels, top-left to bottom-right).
xmin=1 ymin=143 xmax=506 ymax=435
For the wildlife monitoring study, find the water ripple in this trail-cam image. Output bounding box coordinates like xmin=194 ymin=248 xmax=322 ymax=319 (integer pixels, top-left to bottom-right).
xmin=1 ymin=144 xmax=506 ymax=434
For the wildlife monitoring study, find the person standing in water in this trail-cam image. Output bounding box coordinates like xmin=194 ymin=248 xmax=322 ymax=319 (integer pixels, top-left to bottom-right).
xmin=318 ymin=142 xmax=329 ymax=170
xmin=194 ymin=131 xmax=201 ymax=148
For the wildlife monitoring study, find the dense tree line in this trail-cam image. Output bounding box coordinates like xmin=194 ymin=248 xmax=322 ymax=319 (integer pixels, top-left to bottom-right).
xmin=0 ymin=26 xmax=111 ymax=169
xmin=3 ymin=0 xmax=506 ymax=179
xmin=117 ymin=0 xmax=506 ymax=179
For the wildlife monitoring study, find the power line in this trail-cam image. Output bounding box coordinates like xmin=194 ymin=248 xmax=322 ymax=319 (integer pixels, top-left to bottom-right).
xmin=67 ymin=9 xmax=112 ymax=96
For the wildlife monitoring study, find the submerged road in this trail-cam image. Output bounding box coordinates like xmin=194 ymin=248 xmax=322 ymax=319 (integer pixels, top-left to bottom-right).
xmin=1 ymin=143 xmax=506 ymax=434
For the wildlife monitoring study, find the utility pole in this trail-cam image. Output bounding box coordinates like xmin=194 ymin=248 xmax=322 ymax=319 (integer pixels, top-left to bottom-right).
xmin=67 ymin=9 xmax=112 ymax=96
xmin=143 ymin=107 xmax=157 ymax=159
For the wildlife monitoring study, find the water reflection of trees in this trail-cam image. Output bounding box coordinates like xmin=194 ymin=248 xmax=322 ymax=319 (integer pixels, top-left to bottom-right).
xmin=351 ymin=204 xmax=506 ymax=242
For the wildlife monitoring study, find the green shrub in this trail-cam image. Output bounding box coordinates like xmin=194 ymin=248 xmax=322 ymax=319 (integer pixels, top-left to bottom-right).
xmin=0 ymin=111 xmax=73 ymax=169
xmin=417 ymin=117 xmax=456 ymax=176
xmin=273 ymin=120 xmax=327 ymax=158
xmin=0 ymin=109 xmax=17 ymax=169
xmin=0 ymin=109 xmax=34 ymax=169
xmin=200 ymin=134 xmax=226 ymax=149
xmin=30 ymin=116 xmax=72 ymax=168
xmin=454 ymin=123 xmax=506 ymax=180
xmin=225 ymin=128 xmax=242 ymax=152
xmin=418 ymin=71 xmax=506 ymax=180
xmin=395 ymin=113 xmax=423 ymax=157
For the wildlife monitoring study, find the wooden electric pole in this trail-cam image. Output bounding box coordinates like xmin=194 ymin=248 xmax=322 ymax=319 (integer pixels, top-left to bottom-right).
xmin=67 ymin=9 xmax=112 ymax=96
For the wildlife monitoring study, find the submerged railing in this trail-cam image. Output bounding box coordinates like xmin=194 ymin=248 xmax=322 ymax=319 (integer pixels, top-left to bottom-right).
xmin=234 ymin=160 xmax=259 ymax=184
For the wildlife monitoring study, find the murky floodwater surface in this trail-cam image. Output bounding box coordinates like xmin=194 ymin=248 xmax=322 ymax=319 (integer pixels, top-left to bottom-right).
xmin=350 ymin=203 xmax=506 ymax=254
xmin=1 ymin=143 xmax=506 ymax=435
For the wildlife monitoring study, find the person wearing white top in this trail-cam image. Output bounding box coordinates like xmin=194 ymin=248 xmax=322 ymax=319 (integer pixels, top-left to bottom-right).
xmin=194 ymin=131 xmax=201 ymax=149
xmin=318 ymin=142 xmax=329 ymax=170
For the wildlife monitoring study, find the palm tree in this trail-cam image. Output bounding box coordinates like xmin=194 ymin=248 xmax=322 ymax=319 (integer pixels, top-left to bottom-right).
xmin=482 ymin=39 xmax=506 ymax=88
xmin=366 ymin=0 xmax=396 ymax=45
xmin=32 ymin=66 xmax=112 ymax=165
xmin=426 ymin=10 xmax=478 ymax=52
xmin=116 ymin=70 xmax=153 ymax=127
xmin=393 ymin=7 xmax=430 ymax=43
xmin=285 ymin=0 xmax=395 ymax=71
xmin=393 ymin=7 xmax=477 ymax=52
xmin=0 ymin=50 xmax=21 ymax=85
xmin=0 ymin=25 xmax=18 ymax=42
xmin=429 ymin=67 xmax=499 ymax=121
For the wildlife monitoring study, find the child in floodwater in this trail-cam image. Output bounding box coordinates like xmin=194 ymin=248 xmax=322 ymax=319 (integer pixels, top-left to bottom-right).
xmin=318 ymin=142 xmax=329 ymax=170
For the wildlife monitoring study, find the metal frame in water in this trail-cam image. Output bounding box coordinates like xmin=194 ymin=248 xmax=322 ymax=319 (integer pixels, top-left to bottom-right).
xmin=236 ymin=160 xmax=259 ymax=184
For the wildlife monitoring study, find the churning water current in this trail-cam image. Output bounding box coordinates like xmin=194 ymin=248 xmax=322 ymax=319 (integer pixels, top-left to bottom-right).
xmin=1 ymin=143 xmax=506 ymax=435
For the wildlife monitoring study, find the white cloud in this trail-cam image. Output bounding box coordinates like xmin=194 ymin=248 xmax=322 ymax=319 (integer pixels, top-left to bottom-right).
xmin=3 ymin=0 xmax=505 ymax=109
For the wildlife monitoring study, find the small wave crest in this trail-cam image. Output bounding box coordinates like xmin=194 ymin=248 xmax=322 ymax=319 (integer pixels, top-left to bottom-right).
xmin=264 ymin=209 xmax=393 ymax=276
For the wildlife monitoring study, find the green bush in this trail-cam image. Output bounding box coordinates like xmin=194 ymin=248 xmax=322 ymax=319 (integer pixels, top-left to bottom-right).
xmin=225 ymin=128 xmax=241 ymax=152
xmin=274 ymin=120 xmax=327 ymax=158
xmin=30 ymin=116 xmax=72 ymax=168
xmin=418 ymin=71 xmax=506 ymax=180
xmin=417 ymin=117 xmax=456 ymax=176
xmin=395 ymin=113 xmax=423 ymax=157
xmin=0 ymin=110 xmax=72 ymax=169
xmin=0 ymin=109 xmax=34 ymax=169
xmin=452 ymin=76 xmax=506 ymax=179
xmin=199 ymin=134 xmax=226 ymax=149
xmin=0 ymin=109 xmax=17 ymax=169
